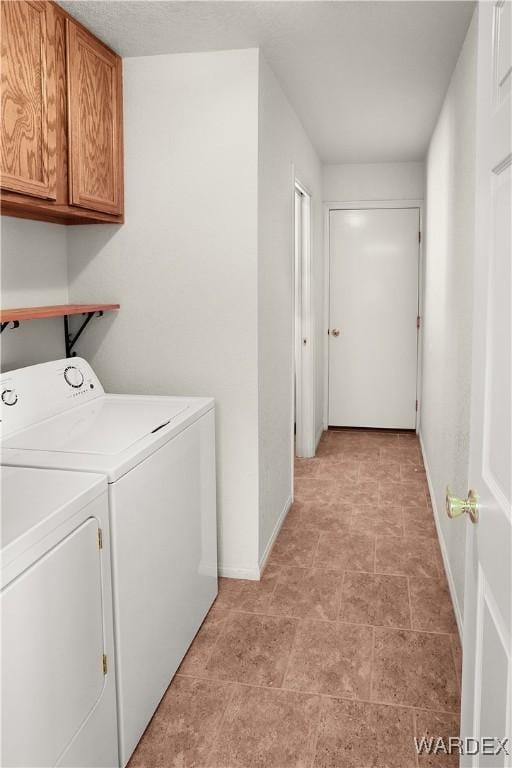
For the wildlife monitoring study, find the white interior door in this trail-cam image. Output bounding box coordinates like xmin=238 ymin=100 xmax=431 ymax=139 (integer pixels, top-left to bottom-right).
xmin=294 ymin=188 xmax=303 ymax=445
xmin=328 ymin=207 xmax=419 ymax=429
xmin=460 ymin=3 xmax=511 ymax=765
xmin=294 ymin=181 xmax=315 ymax=458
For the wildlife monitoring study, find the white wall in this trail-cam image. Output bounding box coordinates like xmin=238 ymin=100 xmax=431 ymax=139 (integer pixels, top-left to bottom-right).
xmin=1 ymin=46 xmax=324 ymax=581
xmin=67 ymin=48 xmax=261 ymax=578
xmin=323 ymin=162 xmax=424 ymax=202
xmin=1 ymin=218 xmax=69 ymax=370
xmin=420 ymin=12 xmax=477 ymax=629
xmin=257 ymin=54 xmax=323 ymax=565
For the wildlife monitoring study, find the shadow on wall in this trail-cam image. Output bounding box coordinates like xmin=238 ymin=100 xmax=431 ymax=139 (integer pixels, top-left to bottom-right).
xmin=67 ymin=224 xmax=121 ymax=282
xmin=64 ymin=224 xmax=123 ymax=365
xmin=1 ymin=218 xmax=122 ymax=371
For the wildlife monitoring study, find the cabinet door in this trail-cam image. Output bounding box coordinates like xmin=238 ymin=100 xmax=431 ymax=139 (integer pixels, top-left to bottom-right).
xmin=0 ymin=0 xmax=57 ymax=199
xmin=66 ymin=20 xmax=123 ymax=215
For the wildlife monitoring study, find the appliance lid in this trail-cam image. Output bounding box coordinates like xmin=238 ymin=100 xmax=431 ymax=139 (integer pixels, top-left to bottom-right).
xmin=2 ymin=397 xmax=190 ymax=455
xmin=1 ymin=466 xmax=105 ymax=552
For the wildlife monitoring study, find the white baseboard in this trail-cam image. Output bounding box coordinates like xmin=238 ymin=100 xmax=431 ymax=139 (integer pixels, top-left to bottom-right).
xmin=217 ymin=563 xmax=261 ymax=580
xmin=258 ymin=494 xmax=293 ymax=576
xmin=217 ymin=495 xmax=293 ymax=582
xmin=315 ymin=424 xmax=324 ymax=451
xmin=419 ymin=432 xmax=463 ymax=640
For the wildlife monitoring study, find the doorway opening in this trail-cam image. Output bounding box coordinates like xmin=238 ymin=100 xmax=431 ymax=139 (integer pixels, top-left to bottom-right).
xmin=293 ymin=179 xmax=315 ymax=459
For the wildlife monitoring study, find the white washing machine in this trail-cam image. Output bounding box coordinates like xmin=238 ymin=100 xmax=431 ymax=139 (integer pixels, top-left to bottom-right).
xmin=1 ymin=358 xmax=218 ymax=766
xmin=1 ymin=465 xmax=118 ymax=768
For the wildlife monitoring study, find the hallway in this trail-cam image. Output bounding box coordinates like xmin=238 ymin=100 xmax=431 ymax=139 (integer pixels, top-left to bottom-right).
xmin=129 ymin=429 xmax=461 ymax=768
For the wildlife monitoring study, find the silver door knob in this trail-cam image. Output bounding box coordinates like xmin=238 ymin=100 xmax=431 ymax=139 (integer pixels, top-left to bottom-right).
xmin=331 ymin=329 xmax=340 ymax=337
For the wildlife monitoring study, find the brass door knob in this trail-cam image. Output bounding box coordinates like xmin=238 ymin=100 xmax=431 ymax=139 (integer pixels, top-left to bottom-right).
xmin=446 ymin=488 xmax=479 ymax=523
xmin=331 ymin=329 xmax=340 ymax=337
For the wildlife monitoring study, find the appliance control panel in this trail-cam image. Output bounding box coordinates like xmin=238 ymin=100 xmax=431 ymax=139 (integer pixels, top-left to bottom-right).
xmin=0 ymin=358 xmax=104 ymax=439
xmin=1 ymin=389 xmax=18 ymax=407
xmin=64 ymin=364 xmax=85 ymax=389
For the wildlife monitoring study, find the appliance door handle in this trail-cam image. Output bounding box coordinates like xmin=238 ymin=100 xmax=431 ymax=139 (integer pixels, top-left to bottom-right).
xmin=151 ymin=420 xmax=171 ymax=434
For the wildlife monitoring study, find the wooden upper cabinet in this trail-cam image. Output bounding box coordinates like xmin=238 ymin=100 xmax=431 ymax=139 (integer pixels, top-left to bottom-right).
xmin=66 ymin=19 xmax=123 ymax=216
xmin=0 ymin=2 xmax=123 ymax=224
xmin=0 ymin=0 xmax=57 ymax=199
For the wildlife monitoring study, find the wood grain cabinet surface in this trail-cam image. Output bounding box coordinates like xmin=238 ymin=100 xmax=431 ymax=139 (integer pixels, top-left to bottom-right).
xmin=0 ymin=1 xmax=124 ymax=224
xmin=66 ymin=20 xmax=123 ymax=215
xmin=1 ymin=0 xmax=57 ymax=199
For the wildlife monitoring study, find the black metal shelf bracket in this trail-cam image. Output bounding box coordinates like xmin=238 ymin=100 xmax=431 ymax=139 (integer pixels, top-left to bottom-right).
xmin=0 ymin=320 xmax=20 ymax=334
xmin=64 ymin=311 xmax=104 ymax=358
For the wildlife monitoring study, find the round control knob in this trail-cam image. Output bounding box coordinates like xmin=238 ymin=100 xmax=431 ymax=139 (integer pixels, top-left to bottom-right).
xmin=1 ymin=389 xmax=18 ymax=406
xmin=64 ymin=365 xmax=84 ymax=389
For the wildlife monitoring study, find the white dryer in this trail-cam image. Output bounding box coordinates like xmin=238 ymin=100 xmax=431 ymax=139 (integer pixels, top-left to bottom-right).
xmin=1 ymin=466 xmax=118 ymax=768
xmin=1 ymin=358 xmax=218 ymax=766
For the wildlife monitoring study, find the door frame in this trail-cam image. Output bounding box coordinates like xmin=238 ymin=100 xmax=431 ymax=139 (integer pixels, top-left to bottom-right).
xmin=293 ymin=177 xmax=316 ymax=460
xmin=323 ymin=199 xmax=424 ymax=432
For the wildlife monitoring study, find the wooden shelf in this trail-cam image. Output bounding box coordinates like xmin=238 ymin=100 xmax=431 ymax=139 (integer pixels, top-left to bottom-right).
xmin=0 ymin=303 xmax=120 ymax=357
xmin=0 ymin=303 xmax=120 ymax=323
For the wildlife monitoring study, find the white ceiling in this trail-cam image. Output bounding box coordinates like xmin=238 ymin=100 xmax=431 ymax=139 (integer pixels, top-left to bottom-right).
xmin=59 ymin=1 xmax=475 ymax=163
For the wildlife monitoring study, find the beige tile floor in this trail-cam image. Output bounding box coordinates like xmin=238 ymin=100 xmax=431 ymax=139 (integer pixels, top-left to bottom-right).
xmin=128 ymin=429 xmax=462 ymax=768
